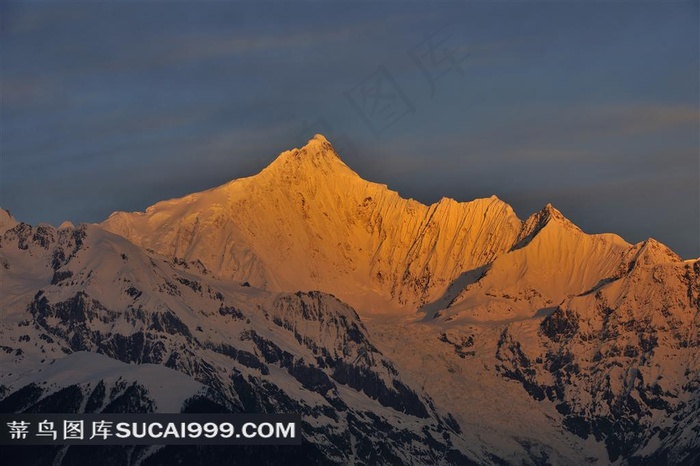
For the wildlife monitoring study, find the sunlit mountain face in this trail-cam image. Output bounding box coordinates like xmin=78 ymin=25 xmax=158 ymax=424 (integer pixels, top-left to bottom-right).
xmin=1 ymin=136 xmax=698 ymax=466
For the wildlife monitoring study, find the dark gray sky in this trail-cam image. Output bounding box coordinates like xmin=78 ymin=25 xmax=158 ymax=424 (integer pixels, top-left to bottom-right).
xmin=2 ymin=2 xmax=698 ymax=258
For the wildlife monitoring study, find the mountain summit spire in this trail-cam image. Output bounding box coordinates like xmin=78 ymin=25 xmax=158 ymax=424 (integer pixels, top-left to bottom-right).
xmin=260 ymin=134 xmax=354 ymax=182
xmin=296 ymin=133 xmax=340 ymax=159
xmin=308 ymin=133 xmax=330 ymax=145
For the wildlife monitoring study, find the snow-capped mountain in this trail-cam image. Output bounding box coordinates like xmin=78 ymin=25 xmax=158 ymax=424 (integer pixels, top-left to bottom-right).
xmin=2 ymin=136 xmax=698 ymax=465
xmin=102 ymin=135 xmax=523 ymax=312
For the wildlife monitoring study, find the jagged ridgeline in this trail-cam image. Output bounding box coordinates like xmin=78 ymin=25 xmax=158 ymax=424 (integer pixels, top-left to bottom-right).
xmin=1 ymin=136 xmax=698 ymax=465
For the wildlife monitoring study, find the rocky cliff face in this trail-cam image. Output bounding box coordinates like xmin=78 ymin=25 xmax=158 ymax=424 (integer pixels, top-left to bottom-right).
xmin=495 ymin=240 xmax=699 ymax=464
xmin=1 ymin=221 xmax=467 ymax=465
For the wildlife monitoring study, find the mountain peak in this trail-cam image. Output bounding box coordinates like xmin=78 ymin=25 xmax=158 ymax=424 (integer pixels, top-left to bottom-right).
xmin=293 ymin=134 xmax=337 ymax=158
xmin=540 ymin=202 xmax=562 ymax=218
xmin=627 ymin=237 xmax=682 ymax=267
xmin=531 ymin=203 xmax=577 ymax=229
xmin=260 ymin=134 xmax=356 ymax=183
xmin=299 ymin=133 xmax=341 ymax=159
xmin=511 ymin=203 xmax=581 ymax=251
xmin=309 ymin=133 xmax=330 ymax=144
xmin=0 ymin=208 xmax=18 ymax=234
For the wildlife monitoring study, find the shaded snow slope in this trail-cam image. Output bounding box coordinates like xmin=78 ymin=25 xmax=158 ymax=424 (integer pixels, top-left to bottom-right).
xmin=0 ymin=221 xmax=473 ymax=465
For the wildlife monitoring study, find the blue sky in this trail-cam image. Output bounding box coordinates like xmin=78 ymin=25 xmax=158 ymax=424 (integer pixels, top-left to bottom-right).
xmin=2 ymin=1 xmax=698 ymax=258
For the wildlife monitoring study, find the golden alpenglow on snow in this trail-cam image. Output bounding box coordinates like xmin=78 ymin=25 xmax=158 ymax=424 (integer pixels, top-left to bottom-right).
xmin=103 ymin=135 xmax=527 ymax=313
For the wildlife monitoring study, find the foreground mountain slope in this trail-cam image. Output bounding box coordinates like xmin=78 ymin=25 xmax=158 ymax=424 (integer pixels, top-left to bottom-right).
xmin=493 ymin=239 xmax=700 ymax=464
xmin=368 ymin=238 xmax=699 ymax=465
xmin=0 ymin=219 xmax=473 ymax=465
